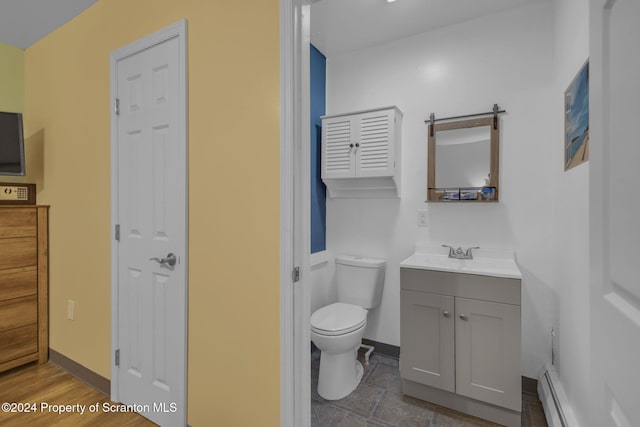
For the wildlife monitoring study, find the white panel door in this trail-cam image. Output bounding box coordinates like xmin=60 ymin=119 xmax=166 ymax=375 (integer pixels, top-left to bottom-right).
xmin=114 ymin=26 xmax=186 ymax=427
xmin=455 ymin=297 xmax=521 ymax=412
xmin=591 ymin=0 xmax=640 ymax=425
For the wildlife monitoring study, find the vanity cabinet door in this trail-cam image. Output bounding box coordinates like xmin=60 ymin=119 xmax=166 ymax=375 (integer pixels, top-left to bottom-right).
xmin=455 ymin=297 xmax=521 ymax=411
xmin=400 ymin=290 xmax=455 ymax=392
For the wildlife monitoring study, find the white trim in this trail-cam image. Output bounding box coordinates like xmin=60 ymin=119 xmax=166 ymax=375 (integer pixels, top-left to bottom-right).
xmin=110 ymin=19 xmax=188 ymax=426
xmin=281 ymin=1 xmax=311 ymax=426
xmin=280 ymin=1 xmax=295 ymax=424
xmin=538 ymin=368 xmax=579 ymax=427
xmin=589 ymin=1 xmax=610 ymax=425
xmin=296 ymin=4 xmax=312 ymax=426
xmin=310 ymin=250 xmax=330 ymax=268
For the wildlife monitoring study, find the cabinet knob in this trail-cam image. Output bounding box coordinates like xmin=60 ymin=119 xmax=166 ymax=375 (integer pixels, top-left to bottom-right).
xmin=459 ymin=314 xmax=468 ymax=321
xmin=443 ymin=310 xmax=450 ymax=317
xmin=355 ymin=143 xmax=360 ymax=147
xmin=349 ymin=143 xmax=354 ymax=148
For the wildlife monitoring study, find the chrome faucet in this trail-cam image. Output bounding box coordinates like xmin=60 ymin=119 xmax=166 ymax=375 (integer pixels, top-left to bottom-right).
xmin=442 ymin=245 xmax=480 ymax=260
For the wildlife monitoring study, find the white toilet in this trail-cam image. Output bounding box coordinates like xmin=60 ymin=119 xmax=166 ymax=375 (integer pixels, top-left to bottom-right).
xmin=310 ymin=255 xmax=385 ymax=400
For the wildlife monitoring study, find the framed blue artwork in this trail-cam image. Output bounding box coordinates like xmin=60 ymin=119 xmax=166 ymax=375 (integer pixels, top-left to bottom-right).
xmin=564 ymin=60 xmax=589 ymax=171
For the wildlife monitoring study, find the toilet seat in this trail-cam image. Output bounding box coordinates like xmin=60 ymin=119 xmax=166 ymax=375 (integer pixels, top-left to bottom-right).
xmin=311 ymin=302 xmax=367 ymax=336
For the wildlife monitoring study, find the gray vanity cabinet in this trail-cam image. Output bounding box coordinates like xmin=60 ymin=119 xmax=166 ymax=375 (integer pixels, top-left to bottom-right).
xmin=400 ymin=267 xmax=522 ymax=427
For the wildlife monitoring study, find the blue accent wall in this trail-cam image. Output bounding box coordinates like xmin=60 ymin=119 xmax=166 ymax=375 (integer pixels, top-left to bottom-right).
xmin=310 ymin=44 xmax=327 ymax=253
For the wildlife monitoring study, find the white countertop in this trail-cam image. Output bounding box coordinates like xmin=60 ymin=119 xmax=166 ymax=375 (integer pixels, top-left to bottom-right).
xmin=400 ymin=245 xmax=522 ymax=279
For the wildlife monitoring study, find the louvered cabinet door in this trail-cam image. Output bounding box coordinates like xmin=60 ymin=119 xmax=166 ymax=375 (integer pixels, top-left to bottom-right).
xmin=356 ymin=109 xmax=395 ymax=177
xmin=322 ymin=116 xmax=356 ymax=179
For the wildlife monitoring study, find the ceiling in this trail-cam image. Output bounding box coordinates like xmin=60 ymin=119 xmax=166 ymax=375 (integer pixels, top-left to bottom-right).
xmin=311 ymin=0 xmax=549 ymax=57
xmin=0 ymin=0 xmax=547 ymax=53
xmin=0 ymin=0 xmax=98 ymax=49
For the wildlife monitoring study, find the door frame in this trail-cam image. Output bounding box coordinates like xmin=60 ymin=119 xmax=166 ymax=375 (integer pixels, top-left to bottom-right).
xmin=280 ymin=1 xmax=311 ymax=426
xmin=588 ymin=0 xmax=607 ymax=423
xmin=109 ymin=19 xmax=188 ymax=421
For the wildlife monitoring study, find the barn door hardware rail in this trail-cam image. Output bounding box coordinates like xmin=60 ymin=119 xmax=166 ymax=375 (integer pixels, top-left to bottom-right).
xmin=426 ymin=103 xmax=506 ymax=136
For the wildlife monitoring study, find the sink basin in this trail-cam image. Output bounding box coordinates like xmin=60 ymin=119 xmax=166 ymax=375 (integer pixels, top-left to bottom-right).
xmin=400 ymin=246 xmax=522 ymax=279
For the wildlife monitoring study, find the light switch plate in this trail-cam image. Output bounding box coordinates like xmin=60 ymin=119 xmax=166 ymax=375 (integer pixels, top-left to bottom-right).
xmin=417 ymin=209 xmax=428 ymax=227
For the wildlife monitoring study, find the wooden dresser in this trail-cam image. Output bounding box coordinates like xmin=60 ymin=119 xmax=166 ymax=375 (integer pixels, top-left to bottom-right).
xmin=0 ymin=206 xmax=49 ymax=373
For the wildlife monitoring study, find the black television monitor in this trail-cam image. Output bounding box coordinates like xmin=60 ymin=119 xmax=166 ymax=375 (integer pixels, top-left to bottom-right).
xmin=0 ymin=112 xmax=25 ymax=176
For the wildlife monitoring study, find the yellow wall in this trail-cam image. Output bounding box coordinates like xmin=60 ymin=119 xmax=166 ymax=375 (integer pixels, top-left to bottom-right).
xmin=23 ymin=1 xmax=280 ymax=425
xmin=0 ymin=41 xmax=24 ymax=113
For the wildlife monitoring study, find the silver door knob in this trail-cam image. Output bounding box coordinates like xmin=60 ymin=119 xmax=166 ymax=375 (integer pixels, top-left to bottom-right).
xmin=459 ymin=314 xmax=468 ymax=321
xmin=149 ymin=253 xmax=177 ymax=267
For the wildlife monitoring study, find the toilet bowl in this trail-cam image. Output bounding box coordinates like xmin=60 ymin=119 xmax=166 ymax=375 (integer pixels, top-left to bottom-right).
xmin=311 ymin=302 xmax=367 ymax=400
xmin=310 ymin=255 xmax=385 ymax=400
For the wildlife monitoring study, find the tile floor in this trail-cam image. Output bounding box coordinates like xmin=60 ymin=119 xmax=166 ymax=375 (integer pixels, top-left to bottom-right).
xmin=311 ymin=348 xmax=548 ymax=427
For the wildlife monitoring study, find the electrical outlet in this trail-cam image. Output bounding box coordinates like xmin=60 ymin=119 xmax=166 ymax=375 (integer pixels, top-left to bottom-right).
xmin=417 ymin=209 xmax=429 ymax=227
xmin=67 ymin=300 xmax=75 ymax=321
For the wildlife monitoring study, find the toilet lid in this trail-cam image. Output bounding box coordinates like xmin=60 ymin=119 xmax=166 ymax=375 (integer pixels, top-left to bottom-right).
xmin=311 ymin=302 xmax=367 ymax=336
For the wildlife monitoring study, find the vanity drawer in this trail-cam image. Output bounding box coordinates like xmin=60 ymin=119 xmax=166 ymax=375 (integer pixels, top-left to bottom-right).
xmin=0 ymin=237 xmax=37 ymax=270
xmin=0 ymin=295 xmax=37 ymax=332
xmin=0 ymin=325 xmax=38 ymax=365
xmin=0 ymin=208 xmax=37 ymax=238
xmin=0 ymin=267 xmax=37 ymax=301
xmin=400 ymin=268 xmax=521 ymax=306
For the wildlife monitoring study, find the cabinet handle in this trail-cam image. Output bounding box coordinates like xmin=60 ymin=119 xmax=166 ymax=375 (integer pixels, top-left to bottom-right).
xmin=349 ymin=143 xmax=354 ymax=148
xmin=459 ymin=314 xmax=468 ymax=321
xmin=443 ymin=310 xmax=450 ymax=317
xmin=355 ymin=143 xmax=360 ymax=148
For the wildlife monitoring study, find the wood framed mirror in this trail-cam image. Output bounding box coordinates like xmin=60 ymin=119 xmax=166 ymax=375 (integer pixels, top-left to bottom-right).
xmin=427 ymin=116 xmax=499 ymax=202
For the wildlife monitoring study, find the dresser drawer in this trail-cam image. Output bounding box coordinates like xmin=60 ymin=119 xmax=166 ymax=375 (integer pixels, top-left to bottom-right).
xmin=0 ymin=237 xmax=37 ymax=270
xmin=0 ymin=267 xmax=37 ymax=301
xmin=0 ymin=208 xmax=37 ymax=238
xmin=0 ymin=325 xmax=38 ymax=365
xmin=0 ymin=295 xmax=37 ymax=332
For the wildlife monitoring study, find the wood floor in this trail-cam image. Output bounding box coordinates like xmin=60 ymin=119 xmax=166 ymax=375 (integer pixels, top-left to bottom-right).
xmin=0 ymin=362 xmax=157 ymax=427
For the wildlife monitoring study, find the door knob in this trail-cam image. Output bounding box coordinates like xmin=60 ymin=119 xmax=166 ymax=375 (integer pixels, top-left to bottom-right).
xmin=443 ymin=310 xmax=450 ymax=317
xmin=459 ymin=314 xmax=468 ymax=321
xmin=149 ymin=253 xmax=177 ymax=267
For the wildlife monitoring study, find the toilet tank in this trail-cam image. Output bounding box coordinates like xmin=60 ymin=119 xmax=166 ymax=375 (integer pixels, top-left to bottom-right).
xmin=336 ymin=255 xmax=386 ymax=309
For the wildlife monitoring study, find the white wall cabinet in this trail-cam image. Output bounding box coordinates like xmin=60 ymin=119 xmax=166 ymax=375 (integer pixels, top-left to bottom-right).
xmin=400 ymin=267 xmax=522 ymax=427
xmin=321 ymin=106 xmax=402 ymax=198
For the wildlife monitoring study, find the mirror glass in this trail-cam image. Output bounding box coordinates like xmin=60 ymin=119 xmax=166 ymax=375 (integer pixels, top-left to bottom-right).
xmin=427 ymin=116 xmax=499 ymax=202
xmin=435 ymin=126 xmax=490 ymax=188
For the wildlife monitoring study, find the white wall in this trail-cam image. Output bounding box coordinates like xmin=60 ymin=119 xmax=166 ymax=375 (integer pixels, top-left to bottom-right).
xmin=310 ymin=251 xmax=333 ymax=314
xmin=551 ymin=0 xmax=590 ymax=424
xmin=323 ymin=2 xmax=556 ymax=378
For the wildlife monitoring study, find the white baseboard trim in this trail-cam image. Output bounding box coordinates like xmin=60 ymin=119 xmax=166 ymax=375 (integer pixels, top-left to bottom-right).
xmin=538 ymin=368 xmax=579 ymax=427
xmin=310 ymin=250 xmax=330 ymax=268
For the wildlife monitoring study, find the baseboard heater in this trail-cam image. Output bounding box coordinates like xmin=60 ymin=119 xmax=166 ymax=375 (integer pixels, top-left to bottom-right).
xmin=538 ymin=369 xmax=569 ymax=427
